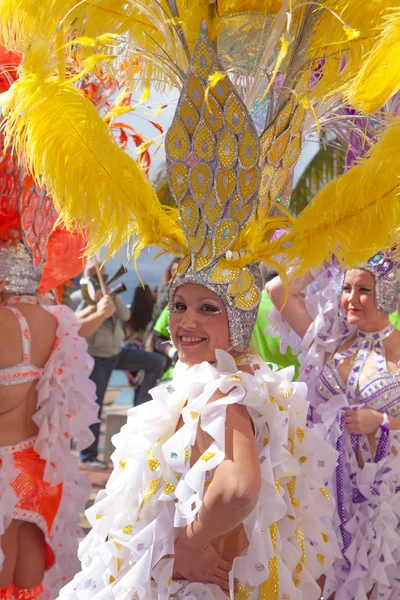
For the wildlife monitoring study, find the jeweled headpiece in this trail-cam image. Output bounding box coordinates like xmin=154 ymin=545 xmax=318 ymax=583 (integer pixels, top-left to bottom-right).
xmin=360 ymin=247 xmax=400 ymax=313
xmin=167 ymin=29 xmax=263 ymax=350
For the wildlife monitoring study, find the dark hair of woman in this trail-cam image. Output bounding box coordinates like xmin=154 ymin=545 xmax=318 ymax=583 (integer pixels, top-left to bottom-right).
xmin=161 ymin=257 xmax=181 ymax=283
xmin=128 ymin=284 xmax=154 ymax=331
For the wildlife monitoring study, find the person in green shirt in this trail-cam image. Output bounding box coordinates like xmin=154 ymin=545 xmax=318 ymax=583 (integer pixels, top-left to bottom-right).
xmin=389 ymin=312 xmax=400 ymax=329
xmin=152 ymin=291 xmax=300 ymax=380
xmin=251 ymin=290 xmax=300 ymax=378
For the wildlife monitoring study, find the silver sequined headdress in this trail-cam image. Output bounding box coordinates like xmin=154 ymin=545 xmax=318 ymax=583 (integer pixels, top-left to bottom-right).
xmin=166 ymin=28 xmax=264 ymax=351
xmin=360 ymin=247 xmax=400 ymax=313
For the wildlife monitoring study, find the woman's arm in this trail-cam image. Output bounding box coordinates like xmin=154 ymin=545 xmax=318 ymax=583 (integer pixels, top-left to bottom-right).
xmin=174 ymin=402 xmax=261 ymax=588
xmin=184 ymin=403 xmax=260 ymax=545
xmin=266 ymin=273 xmax=314 ymax=339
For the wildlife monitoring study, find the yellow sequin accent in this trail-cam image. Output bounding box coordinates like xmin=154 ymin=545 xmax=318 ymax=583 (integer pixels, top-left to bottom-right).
xmin=180 ymin=196 xmax=199 ymax=235
xmin=139 ymin=477 xmax=161 ymax=511
xmin=235 ymin=284 xmax=260 ymax=310
xmin=186 ymin=219 xmax=206 ymax=252
xmin=291 ymin=104 xmax=306 ymax=135
xmin=200 ymin=451 xmax=215 ymax=462
xmin=215 ymin=167 xmax=236 ymax=203
xmin=274 ymin=100 xmax=294 ymax=136
xmin=180 ymin=99 xmax=200 ymax=134
xmin=238 ymin=167 xmax=259 ymax=201
xmin=259 ymin=522 xmax=279 ymax=600
xmin=282 ymin=136 xmax=301 ymax=169
xmin=147 ymin=449 xmax=160 ymax=472
xmin=234 ymin=580 xmax=253 ymax=600
xmin=122 ymin=525 xmax=132 ymax=535
xmin=195 ymin=238 xmax=214 ymax=270
xmin=296 ymin=427 xmax=305 ymax=443
xmin=167 ymin=576 xmax=173 ymax=586
xmin=269 ymin=395 xmax=277 ymax=404
xmin=238 ymin=127 xmax=259 ymax=169
xmin=163 ymin=482 xmax=176 ymax=494
xmin=320 ymin=487 xmax=331 ymax=499
xmin=185 ymin=448 xmax=191 ymax=461
xmin=217 ymin=128 xmax=238 ymax=169
xmin=214 ymin=218 xmax=239 ymax=258
xmin=211 ymin=76 xmax=230 ymax=106
xmin=228 ymin=269 xmax=253 ymax=296
xmin=225 ymin=95 xmax=246 ymax=134
xmin=268 ymin=129 xmax=290 ymax=164
xmin=232 ymin=193 xmax=252 ymax=225
xmin=293 ymin=578 xmax=300 ymax=588
xmin=113 ymin=540 xmax=122 ymax=550
xmin=116 ymin=557 xmax=122 ymax=572
xmin=322 ymin=532 xmax=329 ymax=543
xmin=203 ymin=192 xmax=223 ymax=229
xmin=170 ymin=163 xmax=189 ymax=201
xmin=110 ymin=575 xmax=116 ymax=584
xmin=119 ymin=460 xmax=126 ymax=469
xmin=299 ymin=456 xmax=308 ymax=463
xmin=96 ymin=514 xmax=103 ymax=520
xmin=189 ymin=164 xmax=213 ymax=202
xmin=270 ymin=167 xmax=288 ymax=198
xmin=262 ymin=437 xmax=269 ymax=447
xmin=166 ymin=119 xmax=190 ymax=161
xmin=279 ymin=387 xmax=294 ymax=399
xmin=187 ymin=72 xmax=204 ymax=109
xmin=260 ymin=125 xmax=275 ymax=157
xmin=193 ymin=121 xmax=215 ymax=162
xmin=190 ymin=411 xmax=199 ymax=420
xmin=287 ymin=476 xmax=300 ymax=509
xmin=203 ymin=96 xmax=224 ymax=132
xmin=317 ymin=553 xmax=326 ymax=567
xmin=205 ymin=479 xmax=212 ymax=486
xmin=210 ymin=264 xmax=240 ymax=284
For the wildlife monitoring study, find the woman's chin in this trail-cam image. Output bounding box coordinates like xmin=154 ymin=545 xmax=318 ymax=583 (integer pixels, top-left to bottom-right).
xmin=178 ymin=345 xmax=215 ymax=367
xmin=346 ymin=312 xmax=364 ymax=326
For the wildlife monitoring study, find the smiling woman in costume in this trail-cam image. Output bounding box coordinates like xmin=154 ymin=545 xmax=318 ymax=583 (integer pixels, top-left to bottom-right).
xmin=267 ymin=252 xmax=400 ymax=599
xmin=58 ymin=30 xmax=339 ymax=600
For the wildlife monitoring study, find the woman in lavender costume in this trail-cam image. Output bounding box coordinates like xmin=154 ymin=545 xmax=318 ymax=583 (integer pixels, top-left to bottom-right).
xmin=267 ymin=250 xmax=400 ymax=600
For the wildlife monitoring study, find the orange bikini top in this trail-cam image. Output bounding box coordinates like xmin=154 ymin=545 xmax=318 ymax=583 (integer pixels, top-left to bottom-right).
xmin=0 ymin=296 xmax=43 ymax=386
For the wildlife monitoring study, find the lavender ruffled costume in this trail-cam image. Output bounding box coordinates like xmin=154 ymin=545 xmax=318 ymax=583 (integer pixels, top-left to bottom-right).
xmin=268 ymin=263 xmax=400 ymax=600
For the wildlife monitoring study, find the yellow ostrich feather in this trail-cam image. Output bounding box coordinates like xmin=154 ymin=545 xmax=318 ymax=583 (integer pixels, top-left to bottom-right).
xmin=1 ymin=64 xmax=186 ymax=259
xmin=277 ymin=117 xmax=400 ymax=273
xmin=346 ymin=10 xmax=400 ymax=113
xmin=307 ymin=0 xmax=400 ymax=100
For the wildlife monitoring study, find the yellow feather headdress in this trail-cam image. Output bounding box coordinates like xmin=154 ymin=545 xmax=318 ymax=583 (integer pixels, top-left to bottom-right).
xmin=0 ymin=0 xmax=399 ymax=279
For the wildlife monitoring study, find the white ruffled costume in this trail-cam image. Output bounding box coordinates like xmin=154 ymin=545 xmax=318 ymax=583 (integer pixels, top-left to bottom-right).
xmin=0 ymin=304 xmax=99 ymax=600
xmin=59 ymin=350 xmax=340 ymax=600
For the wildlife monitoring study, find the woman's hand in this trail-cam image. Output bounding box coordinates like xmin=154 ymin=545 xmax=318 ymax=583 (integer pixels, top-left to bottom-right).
xmin=173 ymin=535 xmax=231 ymax=592
xmin=345 ymin=408 xmax=383 ymax=435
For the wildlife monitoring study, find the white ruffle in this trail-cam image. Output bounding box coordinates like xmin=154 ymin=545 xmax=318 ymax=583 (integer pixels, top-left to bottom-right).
xmin=59 ymin=350 xmax=340 ymax=600
xmin=318 ymin=399 xmax=400 ymax=600
xmin=267 ymin=264 xmax=354 ymax=407
xmin=0 ymin=305 xmax=98 ymax=599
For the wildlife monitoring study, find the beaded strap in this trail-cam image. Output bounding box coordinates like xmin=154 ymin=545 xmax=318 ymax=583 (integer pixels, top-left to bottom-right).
xmin=333 ymin=324 xmax=394 ymax=403
xmin=0 ymin=585 xmax=14 ymax=600
xmin=14 ymin=583 xmax=43 ymax=600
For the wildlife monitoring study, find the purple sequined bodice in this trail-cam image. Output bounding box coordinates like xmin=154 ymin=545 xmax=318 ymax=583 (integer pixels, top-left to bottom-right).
xmin=317 ymin=360 xmax=400 ymax=417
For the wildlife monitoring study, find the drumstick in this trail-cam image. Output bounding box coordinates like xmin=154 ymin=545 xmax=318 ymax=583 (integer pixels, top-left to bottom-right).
xmin=94 ymin=256 xmax=107 ymax=296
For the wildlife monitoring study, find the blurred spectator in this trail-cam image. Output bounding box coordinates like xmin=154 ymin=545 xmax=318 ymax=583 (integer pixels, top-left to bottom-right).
xmin=73 ymin=262 xmax=164 ymax=469
xmin=125 ymin=284 xmax=154 ymax=350
xmin=154 ymin=257 xmax=181 ymax=317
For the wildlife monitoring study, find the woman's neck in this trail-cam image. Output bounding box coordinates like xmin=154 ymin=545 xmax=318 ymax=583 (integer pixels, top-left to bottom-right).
xmin=357 ymin=316 xmax=391 ymax=334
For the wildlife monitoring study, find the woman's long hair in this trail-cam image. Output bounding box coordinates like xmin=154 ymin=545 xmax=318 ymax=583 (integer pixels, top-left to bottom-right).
xmin=128 ymin=284 xmax=154 ymax=331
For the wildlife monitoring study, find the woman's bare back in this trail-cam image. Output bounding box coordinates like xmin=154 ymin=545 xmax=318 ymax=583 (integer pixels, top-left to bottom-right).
xmin=0 ymin=303 xmax=57 ymax=446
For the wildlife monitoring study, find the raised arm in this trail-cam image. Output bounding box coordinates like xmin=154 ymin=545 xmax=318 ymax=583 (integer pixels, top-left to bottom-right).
xmin=266 ymin=273 xmax=314 ymax=339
